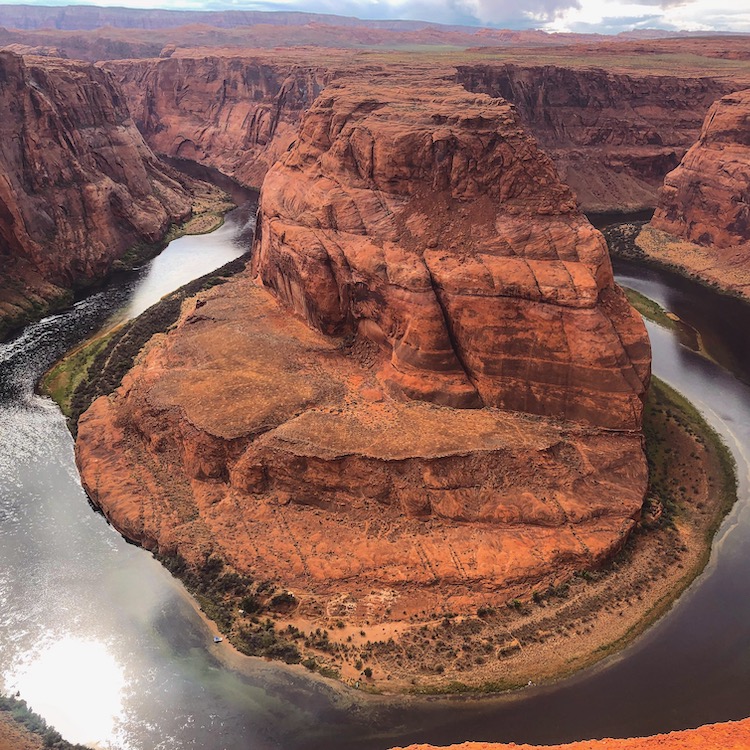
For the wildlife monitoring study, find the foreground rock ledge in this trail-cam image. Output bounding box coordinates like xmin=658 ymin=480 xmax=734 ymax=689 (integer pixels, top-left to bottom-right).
xmin=392 ymin=717 xmax=750 ymax=750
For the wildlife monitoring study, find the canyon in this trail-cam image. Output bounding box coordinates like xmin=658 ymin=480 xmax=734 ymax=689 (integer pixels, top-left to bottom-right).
xmin=73 ymin=68 xmax=653 ymax=685
xmin=1 ymin=8 xmax=750 ymax=748
xmin=0 ymin=50 xmax=200 ymax=339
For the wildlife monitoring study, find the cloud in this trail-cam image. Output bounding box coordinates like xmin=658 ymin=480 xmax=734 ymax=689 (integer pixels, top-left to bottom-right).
xmin=544 ymin=0 xmax=750 ymax=32
xmin=5 ymin=0 xmax=750 ymax=32
xmin=455 ymin=0 xmax=581 ymax=25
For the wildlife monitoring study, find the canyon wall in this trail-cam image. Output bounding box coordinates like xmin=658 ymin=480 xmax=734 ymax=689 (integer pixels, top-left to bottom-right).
xmin=456 ymin=64 xmax=733 ymax=212
xmin=651 ymin=88 xmax=750 ymax=247
xmin=253 ymin=74 xmax=651 ymax=428
xmin=638 ymin=88 xmax=750 ymax=299
xmin=104 ymin=56 xmax=333 ymax=188
xmin=0 ymin=51 xmax=194 ymax=338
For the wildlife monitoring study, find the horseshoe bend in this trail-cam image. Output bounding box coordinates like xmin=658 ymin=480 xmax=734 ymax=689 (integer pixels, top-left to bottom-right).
xmin=71 ymin=68 xmax=658 ymax=686
xmin=2 ymin=16 xmax=750 ymax=749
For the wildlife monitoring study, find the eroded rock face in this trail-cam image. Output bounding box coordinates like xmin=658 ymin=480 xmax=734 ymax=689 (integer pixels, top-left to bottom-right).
xmin=652 ymin=88 xmax=750 ymax=248
xmin=105 ymin=56 xmax=332 ymax=188
xmin=76 ymin=273 xmax=648 ymax=615
xmin=0 ymin=51 xmax=193 ymax=337
xmin=75 ymin=70 xmax=650 ymax=651
xmin=456 ymin=64 xmax=733 ymax=212
xmin=253 ymin=75 xmax=651 ymax=429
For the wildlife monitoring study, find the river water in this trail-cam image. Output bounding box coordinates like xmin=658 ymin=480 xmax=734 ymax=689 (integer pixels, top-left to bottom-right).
xmin=1 ymin=209 xmax=750 ymax=749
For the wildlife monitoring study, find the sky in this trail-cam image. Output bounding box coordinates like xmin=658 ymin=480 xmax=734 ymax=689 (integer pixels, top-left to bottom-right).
xmin=7 ymin=0 xmax=750 ymax=33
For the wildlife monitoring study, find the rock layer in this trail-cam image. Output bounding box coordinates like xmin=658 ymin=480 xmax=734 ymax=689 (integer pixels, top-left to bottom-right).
xmin=652 ymin=88 xmax=750 ymax=247
xmin=253 ymin=75 xmax=651 ymax=429
xmin=76 ymin=272 xmax=648 ymax=615
xmin=456 ymin=64 xmax=732 ymax=212
xmin=105 ymin=56 xmax=332 ymax=188
xmin=638 ymin=88 xmax=750 ymax=299
xmin=76 ymin=72 xmax=650 ymax=638
xmin=0 ymin=51 xmax=194 ymax=337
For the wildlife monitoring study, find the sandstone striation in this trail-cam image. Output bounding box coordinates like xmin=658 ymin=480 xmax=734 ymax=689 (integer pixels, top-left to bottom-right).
xmin=105 ymin=56 xmax=332 ymax=188
xmin=253 ymin=75 xmax=651 ymax=428
xmin=456 ymin=64 xmax=732 ymax=213
xmin=0 ymin=51 xmax=194 ymax=338
xmin=77 ymin=272 xmax=647 ymax=619
xmin=641 ymin=88 xmax=750 ymax=299
xmin=636 ymin=89 xmax=750 ymax=298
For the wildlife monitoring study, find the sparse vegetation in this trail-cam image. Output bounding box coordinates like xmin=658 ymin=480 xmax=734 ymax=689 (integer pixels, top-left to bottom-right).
xmin=0 ymin=693 xmax=91 ymax=749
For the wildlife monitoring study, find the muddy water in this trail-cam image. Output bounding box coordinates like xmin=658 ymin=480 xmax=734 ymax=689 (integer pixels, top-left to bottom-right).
xmin=1 ymin=211 xmax=750 ymax=748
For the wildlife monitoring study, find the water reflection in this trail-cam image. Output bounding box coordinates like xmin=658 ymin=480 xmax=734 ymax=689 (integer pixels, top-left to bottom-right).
xmin=9 ymin=637 xmax=126 ymax=747
xmin=125 ymin=211 xmax=255 ymax=321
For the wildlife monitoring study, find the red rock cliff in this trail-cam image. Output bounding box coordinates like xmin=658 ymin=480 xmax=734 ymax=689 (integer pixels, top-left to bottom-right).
xmin=252 ymin=74 xmax=651 ymax=429
xmin=651 ymin=88 xmax=750 ymax=248
xmin=0 ymin=51 xmax=194 ymax=337
xmin=104 ymin=55 xmax=332 ymax=188
xmin=456 ymin=64 xmax=733 ymax=213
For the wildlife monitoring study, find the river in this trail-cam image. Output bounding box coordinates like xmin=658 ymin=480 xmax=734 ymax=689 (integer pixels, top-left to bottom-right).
xmin=1 ymin=207 xmax=749 ymax=749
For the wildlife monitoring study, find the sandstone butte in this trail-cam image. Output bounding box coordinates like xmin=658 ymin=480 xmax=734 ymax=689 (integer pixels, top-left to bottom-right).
xmin=391 ymin=717 xmax=750 ymax=750
xmin=75 ymin=71 xmax=652 ymax=641
xmin=0 ymin=50 xmax=194 ymax=338
xmin=642 ymin=87 xmax=750 ymax=300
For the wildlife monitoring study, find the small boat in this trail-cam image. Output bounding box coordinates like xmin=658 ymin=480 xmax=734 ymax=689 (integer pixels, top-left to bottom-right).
xmin=213 ymin=636 xmax=223 ymax=643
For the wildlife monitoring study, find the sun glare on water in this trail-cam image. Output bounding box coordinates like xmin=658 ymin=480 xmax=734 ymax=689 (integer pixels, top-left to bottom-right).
xmin=10 ymin=636 xmax=127 ymax=747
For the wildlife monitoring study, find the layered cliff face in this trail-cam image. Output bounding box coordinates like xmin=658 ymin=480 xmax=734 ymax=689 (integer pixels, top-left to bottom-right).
xmin=0 ymin=51 xmax=194 ymax=337
xmin=638 ymin=88 xmax=750 ymax=299
xmin=652 ymin=88 xmax=750 ymax=247
xmin=253 ymin=75 xmax=651 ymax=429
xmin=104 ymin=56 xmax=332 ymax=188
xmin=456 ymin=64 xmax=732 ymax=213
xmin=75 ymin=73 xmax=650 ymax=669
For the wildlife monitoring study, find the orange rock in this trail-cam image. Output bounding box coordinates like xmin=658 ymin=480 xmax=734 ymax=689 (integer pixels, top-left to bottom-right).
xmin=105 ymin=55 xmax=332 ymax=188
xmin=652 ymin=88 xmax=750 ymax=250
xmin=252 ymin=74 xmax=650 ymax=429
xmin=0 ymin=51 xmax=193 ymax=336
xmin=76 ymin=274 xmax=647 ymax=613
xmin=456 ymin=64 xmax=732 ymax=213
xmin=392 ymin=717 xmax=750 ymax=750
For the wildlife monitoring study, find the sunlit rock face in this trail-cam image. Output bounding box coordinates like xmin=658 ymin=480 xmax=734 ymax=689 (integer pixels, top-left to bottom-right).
xmin=652 ymin=88 xmax=750 ymax=249
xmin=634 ymin=88 xmax=750 ymax=301
xmin=0 ymin=51 xmax=193 ymax=337
xmin=253 ymin=74 xmax=651 ymax=429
